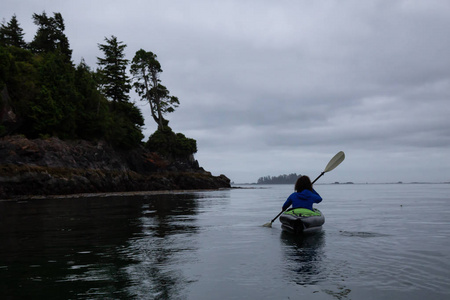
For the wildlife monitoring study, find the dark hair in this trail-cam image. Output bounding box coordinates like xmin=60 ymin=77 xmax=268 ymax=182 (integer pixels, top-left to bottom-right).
xmin=294 ymin=175 xmax=313 ymax=192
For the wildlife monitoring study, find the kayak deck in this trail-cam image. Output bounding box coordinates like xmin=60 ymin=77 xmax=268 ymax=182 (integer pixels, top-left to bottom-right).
xmin=280 ymin=208 xmax=325 ymax=234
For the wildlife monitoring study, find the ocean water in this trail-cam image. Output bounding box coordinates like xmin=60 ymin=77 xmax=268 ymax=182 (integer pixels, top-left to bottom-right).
xmin=0 ymin=184 xmax=449 ymax=299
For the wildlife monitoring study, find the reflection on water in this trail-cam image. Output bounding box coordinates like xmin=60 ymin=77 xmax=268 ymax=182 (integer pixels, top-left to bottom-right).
xmin=1 ymin=184 xmax=449 ymax=299
xmin=280 ymin=231 xmax=326 ymax=286
xmin=124 ymin=195 xmax=200 ymax=299
xmin=0 ymin=193 xmax=201 ymax=299
xmin=281 ymin=231 xmax=358 ymax=300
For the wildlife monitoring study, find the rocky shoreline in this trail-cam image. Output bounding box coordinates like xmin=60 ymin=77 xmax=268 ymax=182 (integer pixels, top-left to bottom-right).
xmin=0 ymin=136 xmax=231 ymax=199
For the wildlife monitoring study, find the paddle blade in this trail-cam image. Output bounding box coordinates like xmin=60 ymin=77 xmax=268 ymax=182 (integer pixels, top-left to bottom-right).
xmin=324 ymin=151 xmax=345 ymax=173
xmin=262 ymin=221 xmax=273 ymax=227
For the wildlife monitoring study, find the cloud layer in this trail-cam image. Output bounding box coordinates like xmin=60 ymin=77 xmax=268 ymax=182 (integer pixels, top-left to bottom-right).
xmin=3 ymin=0 xmax=450 ymax=183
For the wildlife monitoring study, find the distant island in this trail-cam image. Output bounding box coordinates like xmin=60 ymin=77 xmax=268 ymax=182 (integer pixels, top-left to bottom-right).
xmin=257 ymin=173 xmax=301 ymax=184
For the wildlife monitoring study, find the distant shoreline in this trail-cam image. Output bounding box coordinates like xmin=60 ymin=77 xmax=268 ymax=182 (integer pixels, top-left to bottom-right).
xmin=233 ymin=182 xmax=450 ymax=186
xmin=0 ymin=188 xmax=234 ymax=202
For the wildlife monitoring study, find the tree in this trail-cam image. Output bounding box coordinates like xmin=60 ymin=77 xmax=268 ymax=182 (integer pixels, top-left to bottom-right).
xmin=0 ymin=13 xmax=147 ymax=147
xmin=0 ymin=42 xmax=37 ymax=132
xmin=0 ymin=15 xmax=27 ymax=48
xmin=29 ymin=12 xmax=72 ymax=61
xmin=106 ymin=101 xmax=144 ymax=149
xmin=130 ymin=49 xmax=179 ymax=129
xmin=257 ymin=173 xmax=301 ymax=184
xmin=97 ymin=36 xmax=131 ymax=104
xmin=96 ymin=36 xmax=144 ymax=148
xmin=147 ymin=126 xmax=196 ymax=160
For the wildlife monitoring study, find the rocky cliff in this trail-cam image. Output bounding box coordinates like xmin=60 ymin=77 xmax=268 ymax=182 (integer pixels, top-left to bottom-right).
xmin=0 ymin=136 xmax=230 ymax=199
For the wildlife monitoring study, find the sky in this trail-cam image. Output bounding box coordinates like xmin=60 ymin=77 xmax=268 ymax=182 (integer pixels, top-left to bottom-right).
xmin=3 ymin=0 xmax=450 ymax=184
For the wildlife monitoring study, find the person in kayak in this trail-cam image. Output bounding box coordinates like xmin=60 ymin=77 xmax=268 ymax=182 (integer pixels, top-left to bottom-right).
xmin=282 ymin=175 xmax=322 ymax=211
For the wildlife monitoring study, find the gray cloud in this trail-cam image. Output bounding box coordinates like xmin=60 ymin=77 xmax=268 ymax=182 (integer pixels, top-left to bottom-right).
xmin=3 ymin=0 xmax=450 ymax=183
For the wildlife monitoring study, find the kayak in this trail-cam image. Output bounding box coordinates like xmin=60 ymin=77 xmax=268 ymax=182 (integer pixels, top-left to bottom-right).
xmin=279 ymin=208 xmax=325 ymax=234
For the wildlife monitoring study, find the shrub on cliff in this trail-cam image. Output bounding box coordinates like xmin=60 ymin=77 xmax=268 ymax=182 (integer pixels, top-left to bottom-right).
xmin=146 ymin=126 xmax=197 ymax=160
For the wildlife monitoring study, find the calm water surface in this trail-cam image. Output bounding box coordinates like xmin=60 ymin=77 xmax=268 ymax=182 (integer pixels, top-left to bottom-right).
xmin=1 ymin=184 xmax=449 ymax=299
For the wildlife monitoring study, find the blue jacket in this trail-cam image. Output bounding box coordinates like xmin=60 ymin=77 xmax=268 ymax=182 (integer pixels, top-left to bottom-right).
xmin=282 ymin=189 xmax=322 ymax=211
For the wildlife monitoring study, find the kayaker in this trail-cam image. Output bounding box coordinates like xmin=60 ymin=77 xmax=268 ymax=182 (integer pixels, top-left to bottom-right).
xmin=282 ymin=175 xmax=322 ymax=211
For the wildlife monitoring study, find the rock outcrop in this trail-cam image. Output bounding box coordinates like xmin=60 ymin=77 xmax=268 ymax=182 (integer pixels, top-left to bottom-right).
xmin=0 ymin=136 xmax=231 ymax=199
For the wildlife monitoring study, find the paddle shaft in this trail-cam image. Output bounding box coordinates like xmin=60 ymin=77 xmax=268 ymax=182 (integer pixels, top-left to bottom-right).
xmin=270 ymin=172 xmax=324 ymax=223
xmin=312 ymin=171 xmax=325 ymax=184
xmin=265 ymin=151 xmax=345 ymax=226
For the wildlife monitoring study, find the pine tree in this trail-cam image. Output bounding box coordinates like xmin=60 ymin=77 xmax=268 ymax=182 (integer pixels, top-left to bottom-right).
xmin=96 ymin=36 xmax=144 ymax=148
xmin=29 ymin=12 xmax=72 ymax=61
xmin=0 ymin=15 xmax=27 ymax=48
xmin=96 ymin=36 xmax=131 ymax=104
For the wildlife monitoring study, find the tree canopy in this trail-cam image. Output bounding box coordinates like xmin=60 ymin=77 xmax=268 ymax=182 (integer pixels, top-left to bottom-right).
xmin=257 ymin=173 xmax=301 ymax=184
xmin=30 ymin=12 xmax=72 ymax=61
xmin=96 ymin=35 xmax=144 ymax=148
xmin=97 ymin=36 xmax=131 ymax=104
xmin=131 ymin=49 xmax=179 ymax=130
xmin=0 ymin=14 xmax=27 ymax=48
xmin=0 ymin=12 xmax=196 ymax=156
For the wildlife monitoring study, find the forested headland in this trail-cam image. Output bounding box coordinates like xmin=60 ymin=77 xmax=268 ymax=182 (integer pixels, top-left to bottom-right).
xmin=0 ymin=12 xmax=230 ymax=198
xmin=257 ymin=173 xmax=301 ymax=184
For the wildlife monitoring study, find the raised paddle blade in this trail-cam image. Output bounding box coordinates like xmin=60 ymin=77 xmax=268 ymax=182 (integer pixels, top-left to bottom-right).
xmin=263 ymin=151 xmax=345 ymax=228
xmin=324 ymin=151 xmax=345 ymax=173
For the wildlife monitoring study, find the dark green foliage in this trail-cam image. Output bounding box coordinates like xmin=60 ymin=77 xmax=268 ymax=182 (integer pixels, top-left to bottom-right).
xmin=27 ymin=51 xmax=77 ymax=138
xmin=30 ymin=12 xmax=72 ymax=62
xmin=0 ymin=15 xmax=27 ymax=48
xmin=96 ymin=36 xmax=143 ymax=148
xmin=257 ymin=173 xmax=301 ymax=184
xmin=1 ymin=12 xmax=193 ymax=153
xmin=147 ymin=126 xmax=197 ymax=160
xmin=0 ymin=13 xmax=77 ymax=139
xmin=106 ymin=101 xmax=144 ymax=149
xmin=73 ymin=60 xmax=111 ymax=140
xmin=0 ymin=46 xmax=12 ymax=86
xmin=131 ymin=49 xmax=179 ymax=129
xmin=97 ymin=36 xmax=131 ymax=103
xmin=0 ymin=44 xmax=38 ymax=132
xmin=0 ymin=13 xmax=144 ymax=148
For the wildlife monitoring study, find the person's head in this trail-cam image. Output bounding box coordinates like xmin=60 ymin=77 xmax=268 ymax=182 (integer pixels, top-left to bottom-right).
xmin=294 ymin=175 xmax=313 ymax=192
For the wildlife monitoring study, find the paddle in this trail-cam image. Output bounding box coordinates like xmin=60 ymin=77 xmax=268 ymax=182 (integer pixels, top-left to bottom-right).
xmin=262 ymin=151 xmax=345 ymax=228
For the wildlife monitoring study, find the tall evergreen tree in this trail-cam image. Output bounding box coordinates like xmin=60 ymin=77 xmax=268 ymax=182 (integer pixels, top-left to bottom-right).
xmin=1 ymin=13 xmax=145 ymax=148
xmin=18 ymin=12 xmax=76 ymax=138
xmin=96 ymin=36 xmax=144 ymax=148
xmin=96 ymin=36 xmax=131 ymax=104
xmin=0 ymin=15 xmax=27 ymax=48
xmin=29 ymin=12 xmax=72 ymax=61
xmin=131 ymin=49 xmax=179 ymax=130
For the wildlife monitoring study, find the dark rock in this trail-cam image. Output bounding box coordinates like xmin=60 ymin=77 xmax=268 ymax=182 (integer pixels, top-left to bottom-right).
xmin=0 ymin=136 xmax=231 ymax=199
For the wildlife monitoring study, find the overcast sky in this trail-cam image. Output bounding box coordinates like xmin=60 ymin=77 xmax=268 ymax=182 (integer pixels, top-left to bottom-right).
xmin=3 ymin=0 xmax=450 ymax=183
